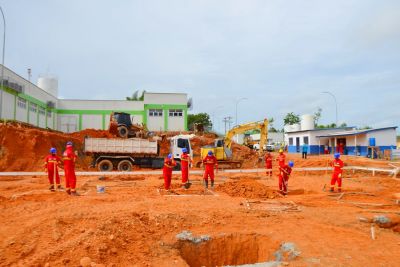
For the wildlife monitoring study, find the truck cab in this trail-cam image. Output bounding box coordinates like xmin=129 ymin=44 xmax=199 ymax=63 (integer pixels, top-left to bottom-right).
xmin=170 ymin=135 xmax=193 ymax=161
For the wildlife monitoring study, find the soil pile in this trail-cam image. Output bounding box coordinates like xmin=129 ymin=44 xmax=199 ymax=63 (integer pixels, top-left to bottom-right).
xmin=217 ymin=179 xmax=281 ymax=199
xmin=0 ymin=123 xmax=112 ymax=171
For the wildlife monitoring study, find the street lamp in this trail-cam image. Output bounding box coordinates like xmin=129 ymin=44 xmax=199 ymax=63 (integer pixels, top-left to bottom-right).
xmin=322 ymin=91 xmax=338 ymax=126
xmin=211 ymin=105 xmax=223 ymax=132
xmin=235 ymin=97 xmax=247 ymax=142
xmin=235 ymin=97 xmax=247 ymax=127
xmin=0 ymin=6 xmax=5 ymax=120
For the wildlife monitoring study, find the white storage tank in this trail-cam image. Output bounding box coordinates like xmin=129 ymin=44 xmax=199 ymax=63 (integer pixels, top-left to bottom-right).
xmin=37 ymin=75 xmax=58 ymax=97
xmin=301 ymin=114 xmax=315 ymax=131
xmin=284 ymin=123 xmax=301 ymax=132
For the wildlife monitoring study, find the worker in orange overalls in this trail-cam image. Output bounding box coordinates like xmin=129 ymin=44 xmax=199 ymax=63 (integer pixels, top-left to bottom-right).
xmin=276 ymin=149 xmax=286 ymax=168
xmin=63 ymin=141 xmax=78 ymax=196
xmin=265 ymin=152 xmax=273 ymax=177
xmin=330 ymin=153 xmax=344 ymax=192
xmin=44 ymin=147 xmax=62 ymax=191
xmin=163 ymin=153 xmax=176 ymax=191
xmin=203 ymin=150 xmax=218 ymax=189
xmin=278 ymin=161 xmax=294 ymax=195
xmin=180 ymin=148 xmax=193 ymax=189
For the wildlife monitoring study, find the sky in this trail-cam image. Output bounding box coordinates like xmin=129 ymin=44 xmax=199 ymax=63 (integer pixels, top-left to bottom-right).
xmin=2 ymin=0 xmax=400 ymax=133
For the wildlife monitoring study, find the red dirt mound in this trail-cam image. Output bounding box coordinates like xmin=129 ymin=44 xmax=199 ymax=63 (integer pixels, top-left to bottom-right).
xmin=216 ymin=179 xmax=281 ymax=199
xmin=0 ymin=123 xmax=112 ymax=172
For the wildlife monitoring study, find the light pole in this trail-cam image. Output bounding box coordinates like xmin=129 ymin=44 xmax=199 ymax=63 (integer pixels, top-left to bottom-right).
xmin=235 ymin=97 xmax=247 ymax=142
xmin=322 ymin=91 xmax=338 ymax=126
xmin=0 ymin=6 xmax=5 ymax=120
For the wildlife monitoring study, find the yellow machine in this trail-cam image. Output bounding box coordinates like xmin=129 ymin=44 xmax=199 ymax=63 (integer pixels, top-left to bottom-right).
xmin=198 ymin=119 xmax=269 ymax=168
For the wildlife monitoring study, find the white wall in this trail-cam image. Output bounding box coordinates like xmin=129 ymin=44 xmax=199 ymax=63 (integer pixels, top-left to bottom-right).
xmin=168 ymin=116 xmax=185 ymax=131
xmin=59 ymin=115 xmax=78 ymax=133
xmin=147 ymin=114 xmax=164 ymax=131
xmin=58 ymin=99 xmax=144 ymax=111
xmin=367 ymin=129 xmax=397 ymax=146
xmin=15 ymin=103 xmax=27 ymax=122
xmin=82 ymin=114 xmax=102 ymax=129
xmin=144 ymin=93 xmax=187 ymax=105
xmin=1 ymin=91 xmax=14 ymax=120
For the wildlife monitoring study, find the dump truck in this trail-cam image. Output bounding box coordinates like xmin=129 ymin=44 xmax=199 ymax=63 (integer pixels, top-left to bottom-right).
xmin=108 ymin=111 xmax=148 ymax=138
xmin=84 ymin=135 xmax=193 ymax=172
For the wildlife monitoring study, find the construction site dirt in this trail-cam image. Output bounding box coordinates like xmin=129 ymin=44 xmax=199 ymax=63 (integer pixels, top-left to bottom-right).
xmin=1 ymin=124 xmax=400 ymax=266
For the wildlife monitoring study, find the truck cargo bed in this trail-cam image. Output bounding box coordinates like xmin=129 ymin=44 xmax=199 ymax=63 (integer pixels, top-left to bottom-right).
xmin=84 ymin=137 xmax=158 ymax=155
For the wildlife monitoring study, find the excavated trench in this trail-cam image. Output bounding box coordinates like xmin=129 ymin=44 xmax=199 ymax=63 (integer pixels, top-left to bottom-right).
xmin=177 ymin=233 xmax=279 ymax=267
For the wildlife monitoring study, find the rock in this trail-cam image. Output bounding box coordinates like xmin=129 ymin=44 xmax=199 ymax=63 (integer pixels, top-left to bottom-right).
xmin=176 ymin=230 xmax=211 ymax=244
xmin=108 ymin=234 xmax=114 ymax=240
xmin=111 ymin=248 xmax=117 ymax=254
xmin=274 ymin=242 xmax=301 ymax=262
xmin=373 ymin=215 xmax=392 ymax=228
xmin=62 ymin=258 xmax=70 ymax=264
xmin=80 ymin=257 xmax=92 ymax=267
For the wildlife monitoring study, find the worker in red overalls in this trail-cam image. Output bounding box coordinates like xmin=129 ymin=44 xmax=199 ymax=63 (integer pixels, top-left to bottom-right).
xmin=330 ymin=153 xmax=344 ymax=192
xmin=63 ymin=141 xmax=78 ymax=196
xmin=44 ymin=147 xmax=62 ymax=191
xmin=276 ymin=149 xmax=286 ymax=168
xmin=180 ymin=148 xmax=193 ymax=189
xmin=278 ymin=161 xmax=294 ymax=195
xmin=203 ymin=150 xmax=218 ymax=189
xmin=265 ymin=152 xmax=273 ymax=177
xmin=163 ymin=153 xmax=176 ymax=191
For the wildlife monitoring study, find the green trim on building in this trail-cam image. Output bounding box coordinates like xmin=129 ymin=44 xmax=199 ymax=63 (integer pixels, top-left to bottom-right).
xmin=78 ymin=114 xmax=83 ymax=131
xmin=55 ymin=109 xmax=144 ymax=116
xmin=163 ymin=107 xmax=168 ymax=131
xmin=184 ymin=108 xmax=188 ymax=131
xmin=53 ymin=112 xmax=56 ymax=129
xmin=102 ymin=114 xmax=106 ymax=130
xmin=143 ymin=104 xmax=188 ymax=131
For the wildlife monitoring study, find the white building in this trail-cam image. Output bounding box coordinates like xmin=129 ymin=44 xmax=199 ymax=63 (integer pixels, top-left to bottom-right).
xmin=0 ymin=65 xmax=188 ymax=132
xmin=284 ymin=114 xmax=397 ymax=156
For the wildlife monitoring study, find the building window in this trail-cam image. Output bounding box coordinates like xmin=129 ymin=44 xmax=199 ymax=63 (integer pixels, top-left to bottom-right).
xmin=29 ymin=103 xmax=37 ymax=113
xmin=149 ymin=109 xmax=163 ymax=117
xmin=38 ymin=106 xmax=46 ymax=116
xmin=303 ymin=136 xmax=309 ymax=145
xmin=47 ymin=110 xmax=52 ymax=118
xmin=169 ymin=109 xmax=183 ymax=117
xmin=17 ymin=97 xmax=26 ymax=109
xmin=289 ymin=138 xmax=293 ymax=146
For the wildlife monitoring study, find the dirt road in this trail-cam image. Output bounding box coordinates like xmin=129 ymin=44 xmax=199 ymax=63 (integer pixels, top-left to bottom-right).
xmin=0 ymin=171 xmax=399 ymax=266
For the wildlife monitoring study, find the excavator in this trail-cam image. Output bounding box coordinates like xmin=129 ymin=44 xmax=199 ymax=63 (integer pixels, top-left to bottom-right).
xmin=196 ymin=119 xmax=268 ymax=169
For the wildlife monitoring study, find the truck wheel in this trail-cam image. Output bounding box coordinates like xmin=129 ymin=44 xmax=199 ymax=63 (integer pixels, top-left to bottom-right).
xmin=98 ymin=160 xmax=113 ymax=172
xmin=118 ymin=160 xmax=133 ymax=172
xmin=117 ymin=126 xmax=129 ymax=138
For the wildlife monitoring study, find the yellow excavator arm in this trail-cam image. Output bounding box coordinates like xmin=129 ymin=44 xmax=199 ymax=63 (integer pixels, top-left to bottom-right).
xmin=224 ymin=119 xmax=269 ymax=154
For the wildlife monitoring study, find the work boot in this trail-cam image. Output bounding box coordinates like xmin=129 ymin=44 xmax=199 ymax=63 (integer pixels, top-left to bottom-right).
xmin=57 ymin=185 xmax=64 ymax=191
xmin=330 ymin=188 xmax=334 ymax=193
xmin=204 ymin=180 xmax=208 ymax=189
xmin=49 ymin=185 xmax=55 ymax=192
xmin=211 ymin=180 xmax=215 ymax=189
xmin=70 ymin=191 xmax=79 ymax=196
xmin=338 ymin=188 xmax=342 ymax=193
xmin=66 ymin=189 xmax=71 ymax=195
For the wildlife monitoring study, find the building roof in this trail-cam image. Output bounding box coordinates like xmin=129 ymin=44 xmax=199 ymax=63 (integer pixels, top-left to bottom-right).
xmin=316 ymin=127 xmax=398 ymax=138
xmin=285 ymin=126 xmax=354 ymax=134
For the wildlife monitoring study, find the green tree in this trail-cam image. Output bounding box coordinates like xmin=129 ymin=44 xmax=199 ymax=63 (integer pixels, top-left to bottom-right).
xmin=126 ymin=90 xmax=146 ymax=101
xmin=283 ymin=112 xmax=300 ymax=125
xmin=187 ymin=113 xmax=212 ymax=131
xmin=268 ymin=117 xmax=278 ymax=132
xmin=314 ymin=107 xmax=322 ymax=126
